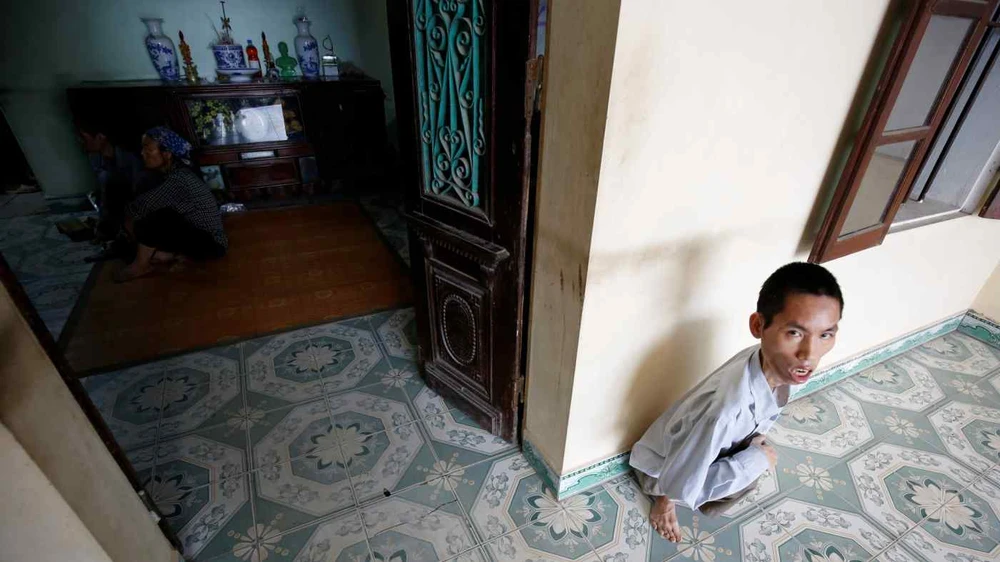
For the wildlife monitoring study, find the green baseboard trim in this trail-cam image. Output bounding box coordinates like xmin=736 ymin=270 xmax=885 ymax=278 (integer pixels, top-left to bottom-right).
xmin=522 ymin=438 xmax=631 ymax=500
xmin=788 ymin=311 xmax=965 ymax=400
xmin=960 ymin=310 xmax=1000 ymax=348
xmin=558 ymin=451 xmax=631 ymax=498
xmin=526 ymin=310 xmax=975 ymax=500
xmin=521 ymin=439 xmax=560 ymax=497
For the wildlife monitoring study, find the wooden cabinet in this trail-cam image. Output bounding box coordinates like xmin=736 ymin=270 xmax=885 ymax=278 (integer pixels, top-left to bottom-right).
xmin=67 ymin=75 xmax=387 ymax=200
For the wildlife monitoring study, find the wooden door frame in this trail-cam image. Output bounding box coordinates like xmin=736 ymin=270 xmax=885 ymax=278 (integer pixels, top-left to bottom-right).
xmin=0 ymin=253 xmax=184 ymax=551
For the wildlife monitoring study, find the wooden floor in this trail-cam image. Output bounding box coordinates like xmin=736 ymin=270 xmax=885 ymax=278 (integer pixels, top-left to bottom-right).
xmin=62 ymin=203 xmax=412 ymax=374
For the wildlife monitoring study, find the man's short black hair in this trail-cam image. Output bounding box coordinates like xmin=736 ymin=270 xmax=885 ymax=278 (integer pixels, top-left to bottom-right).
xmin=757 ymin=262 xmax=843 ymax=328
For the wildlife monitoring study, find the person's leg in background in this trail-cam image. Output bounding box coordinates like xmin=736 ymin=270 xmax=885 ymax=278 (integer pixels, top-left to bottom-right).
xmin=115 ymin=209 xmax=197 ymax=281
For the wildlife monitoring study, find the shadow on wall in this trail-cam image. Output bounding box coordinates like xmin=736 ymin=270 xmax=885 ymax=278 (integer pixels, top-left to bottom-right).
xmin=597 ymin=236 xmax=721 ymax=445
xmin=621 ymin=316 xmax=718 ymax=443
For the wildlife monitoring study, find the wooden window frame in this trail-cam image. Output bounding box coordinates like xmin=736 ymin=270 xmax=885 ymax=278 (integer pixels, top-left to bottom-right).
xmin=810 ymin=0 xmax=998 ymax=263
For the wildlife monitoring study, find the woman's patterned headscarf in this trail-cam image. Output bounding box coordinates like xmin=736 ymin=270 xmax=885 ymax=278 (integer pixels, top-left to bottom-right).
xmin=144 ymin=126 xmax=192 ymax=165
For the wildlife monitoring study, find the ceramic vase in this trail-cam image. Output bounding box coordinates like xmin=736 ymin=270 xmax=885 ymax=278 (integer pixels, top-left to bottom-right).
xmin=294 ymin=17 xmax=320 ymax=78
xmin=212 ymin=44 xmax=247 ymax=70
xmin=142 ymin=18 xmax=180 ymax=81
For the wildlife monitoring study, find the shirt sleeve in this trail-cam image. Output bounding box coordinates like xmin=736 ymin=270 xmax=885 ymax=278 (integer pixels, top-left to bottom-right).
xmin=648 ymin=409 xmax=769 ymax=509
xmin=125 ymin=182 xmax=174 ymax=221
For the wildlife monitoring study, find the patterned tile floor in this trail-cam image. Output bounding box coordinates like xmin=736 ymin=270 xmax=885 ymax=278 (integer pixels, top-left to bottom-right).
xmin=360 ymin=193 xmax=410 ymax=266
xmin=0 ymin=210 xmax=98 ymax=337
xmin=85 ymin=319 xmax=1000 ymax=562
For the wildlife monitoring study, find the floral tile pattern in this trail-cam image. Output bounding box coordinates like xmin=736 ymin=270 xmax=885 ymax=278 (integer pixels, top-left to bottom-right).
xmin=372 ymin=306 xmax=418 ymax=361
xmin=155 ymin=351 xmax=243 ymax=441
xmin=80 ymin=322 xmax=1000 ymax=561
xmin=342 ymin=420 xmax=438 ymax=504
xmin=0 ymin=210 xmax=97 ymax=338
xmin=769 ymin=387 xmax=874 ymax=459
xmin=84 ymin=364 xmax=170 ymax=450
xmin=741 ymin=497 xmax=903 ymax=562
xmin=249 ymin=399 xmax=357 ymax=525
xmin=847 ymin=442 xmax=980 ymax=539
xmin=838 ymin=356 xmax=944 ymax=411
xmin=909 ymin=332 xmax=1000 ymax=376
xmin=418 ymin=389 xmax=517 ymax=469
xmin=244 ymin=321 xmax=381 ymax=409
xmin=928 ymin=399 xmax=1000 ymax=475
xmin=260 ymin=508 xmax=370 ymax=562
xmin=131 ymin=432 xmax=251 ymax=560
xmin=362 ymin=481 xmax=479 ymax=562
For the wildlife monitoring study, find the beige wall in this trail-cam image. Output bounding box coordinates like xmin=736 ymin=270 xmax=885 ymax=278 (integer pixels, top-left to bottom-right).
xmin=523 ymin=0 xmax=621 ymax=469
xmin=0 ymin=422 xmax=113 ymax=562
xmin=0 ymin=283 xmax=177 ymax=562
xmin=526 ymin=0 xmax=1000 ymax=474
xmin=974 ymin=263 xmax=1000 ymax=319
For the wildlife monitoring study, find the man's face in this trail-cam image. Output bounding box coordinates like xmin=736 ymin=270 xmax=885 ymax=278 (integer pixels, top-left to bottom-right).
xmin=750 ymin=293 xmax=841 ymax=386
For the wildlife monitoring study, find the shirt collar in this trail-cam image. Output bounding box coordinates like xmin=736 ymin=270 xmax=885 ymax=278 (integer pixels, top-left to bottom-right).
xmin=748 ymin=348 xmax=783 ymax=412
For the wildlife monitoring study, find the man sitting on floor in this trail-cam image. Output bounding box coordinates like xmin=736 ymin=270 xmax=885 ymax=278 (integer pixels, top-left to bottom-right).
xmin=76 ymin=119 xmax=146 ymax=242
xmin=630 ymin=262 xmax=844 ymax=541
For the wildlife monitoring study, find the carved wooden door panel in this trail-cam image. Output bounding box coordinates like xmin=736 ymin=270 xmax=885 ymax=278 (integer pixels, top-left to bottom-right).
xmin=387 ymin=0 xmax=536 ymax=441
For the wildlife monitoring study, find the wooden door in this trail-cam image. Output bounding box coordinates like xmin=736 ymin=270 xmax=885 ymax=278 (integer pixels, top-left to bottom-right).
xmin=387 ymin=0 xmax=538 ymax=441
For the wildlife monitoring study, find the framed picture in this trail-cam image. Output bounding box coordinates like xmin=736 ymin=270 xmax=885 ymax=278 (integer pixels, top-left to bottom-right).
xmin=200 ymin=165 xmax=225 ymax=191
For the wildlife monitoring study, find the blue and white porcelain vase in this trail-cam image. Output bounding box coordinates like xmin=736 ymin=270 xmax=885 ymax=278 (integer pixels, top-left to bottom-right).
xmin=294 ymin=17 xmax=320 ymax=78
xmin=142 ymin=18 xmax=179 ymax=81
xmin=212 ymin=44 xmax=247 ymax=71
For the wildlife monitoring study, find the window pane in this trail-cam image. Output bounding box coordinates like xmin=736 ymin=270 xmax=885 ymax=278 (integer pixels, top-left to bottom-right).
xmin=839 ymin=140 xmax=917 ymax=237
xmin=884 ymin=15 xmax=973 ymax=131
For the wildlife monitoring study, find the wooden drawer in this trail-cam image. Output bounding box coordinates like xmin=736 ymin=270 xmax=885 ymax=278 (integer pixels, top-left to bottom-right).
xmin=224 ymin=159 xmax=299 ymax=190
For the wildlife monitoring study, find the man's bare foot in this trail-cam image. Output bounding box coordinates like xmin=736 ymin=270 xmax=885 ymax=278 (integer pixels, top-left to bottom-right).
xmin=650 ymin=496 xmax=681 ymax=542
xmin=113 ymin=261 xmax=154 ymax=283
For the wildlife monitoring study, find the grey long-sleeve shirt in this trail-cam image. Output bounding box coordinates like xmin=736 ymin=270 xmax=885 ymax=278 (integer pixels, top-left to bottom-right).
xmin=629 ymin=345 xmax=788 ymax=509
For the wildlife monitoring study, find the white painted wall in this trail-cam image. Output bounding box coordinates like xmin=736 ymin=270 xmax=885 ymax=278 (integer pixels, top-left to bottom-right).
xmin=0 ymin=0 xmax=393 ymax=197
xmin=0 ymin=283 xmax=177 ymax=562
xmin=524 ymin=0 xmax=620 ymax=471
xmin=974 ymin=263 xmax=1000 ymax=319
xmin=0 ymin=422 xmax=114 ymax=562
xmin=526 ymin=0 xmax=1000 ymax=475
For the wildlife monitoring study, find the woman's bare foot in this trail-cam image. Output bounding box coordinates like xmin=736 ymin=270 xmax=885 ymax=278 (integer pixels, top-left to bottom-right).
xmin=167 ymin=255 xmax=190 ymax=272
xmin=650 ymin=496 xmax=681 ymax=542
xmin=150 ymin=251 xmax=177 ymax=265
xmin=113 ymin=261 xmax=154 ymax=283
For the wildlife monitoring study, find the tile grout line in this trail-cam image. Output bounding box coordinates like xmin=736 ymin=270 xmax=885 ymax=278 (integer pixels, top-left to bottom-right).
xmin=238 ymin=340 xmax=261 ymax=560
xmin=147 ymin=368 xmax=170 ymax=491
xmin=832 ymin=397 xmax=976 ymax=549
xmin=329 ymin=453 xmax=381 ymax=560
xmin=822 ymin=349 xmax=1000 ymax=558
xmin=868 ymin=467 xmax=996 ymax=561
xmin=236 ymin=332 xmax=362 ymax=557
xmin=150 ymin=309 xmax=495 ymax=560
xmin=363 ymin=313 xmax=494 ymax=555
xmin=347 ymin=315 xmax=391 ymax=562
xmin=768 ymin=397 xmax=1000 ymax=558
xmin=441 ymin=458 xmax=492 ymax=550
xmin=154 ymin=416 xmax=434 ymax=505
